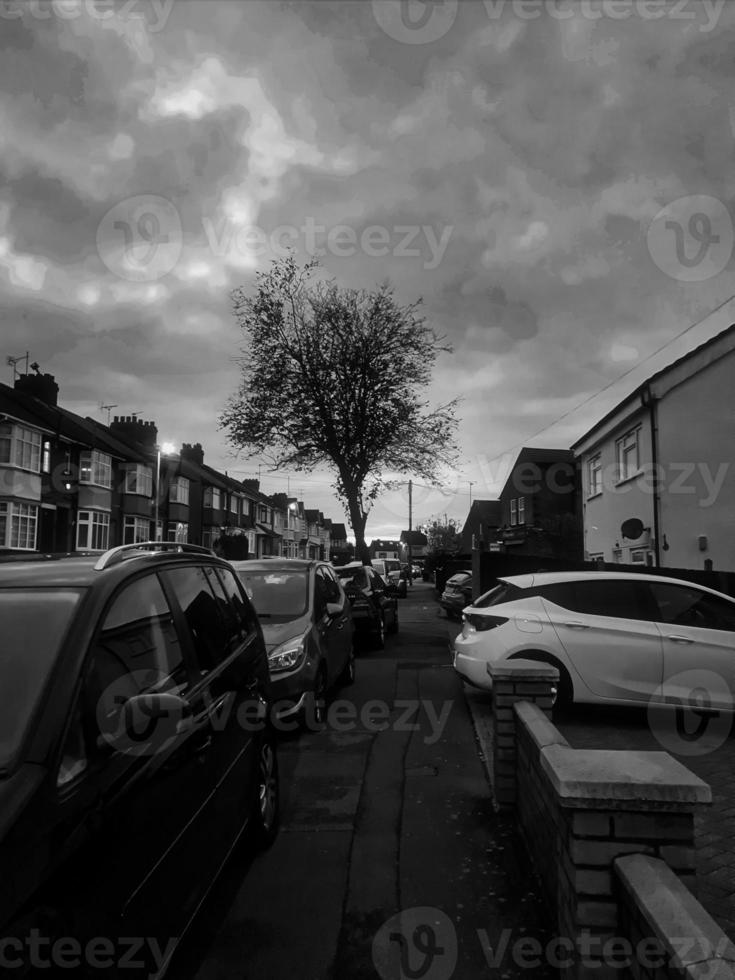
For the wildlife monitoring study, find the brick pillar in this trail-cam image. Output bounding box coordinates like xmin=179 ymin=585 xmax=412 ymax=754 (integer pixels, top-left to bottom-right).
xmin=489 ymin=659 xmax=559 ymax=809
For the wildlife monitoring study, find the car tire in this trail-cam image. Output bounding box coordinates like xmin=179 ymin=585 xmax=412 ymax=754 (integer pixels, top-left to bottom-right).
xmin=338 ymin=644 xmax=356 ymax=686
xmin=373 ymin=614 xmax=386 ymax=649
xmin=252 ymin=733 xmax=280 ymax=848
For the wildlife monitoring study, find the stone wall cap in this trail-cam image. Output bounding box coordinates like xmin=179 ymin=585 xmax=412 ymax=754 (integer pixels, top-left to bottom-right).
xmin=540 ymin=744 xmax=712 ymax=808
xmin=615 ymin=855 xmax=735 ymax=969
xmin=488 ymin=659 xmax=559 ymax=680
xmin=514 ymin=700 xmax=571 ymax=751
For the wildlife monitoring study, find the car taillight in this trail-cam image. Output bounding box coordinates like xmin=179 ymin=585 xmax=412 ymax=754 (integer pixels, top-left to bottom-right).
xmin=463 ymin=614 xmax=508 ymax=633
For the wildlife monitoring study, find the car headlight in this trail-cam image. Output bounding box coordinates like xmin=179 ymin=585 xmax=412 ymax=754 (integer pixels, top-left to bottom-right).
xmin=268 ymin=636 xmax=307 ymax=673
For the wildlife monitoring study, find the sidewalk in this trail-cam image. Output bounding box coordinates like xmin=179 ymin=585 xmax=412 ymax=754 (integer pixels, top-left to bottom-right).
xmin=183 ymin=581 xmax=558 ymax=979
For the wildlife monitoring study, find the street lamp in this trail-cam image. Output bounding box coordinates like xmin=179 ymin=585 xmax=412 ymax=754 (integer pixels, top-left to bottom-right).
xmin=155 ymin=441 xmax=176 ymax=541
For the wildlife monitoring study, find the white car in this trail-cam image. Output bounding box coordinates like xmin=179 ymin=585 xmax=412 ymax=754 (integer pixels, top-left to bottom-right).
xmin=452 ymin=570 xmax=735 ymax=710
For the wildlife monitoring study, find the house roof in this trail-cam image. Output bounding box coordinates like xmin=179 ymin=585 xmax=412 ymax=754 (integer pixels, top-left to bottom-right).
xmin=571 ymin=320 xmax=735 ymax=451
xmin=463 ymin=500 xmax=502 ymax=526
xmin=330 ymin=523 xmax=347 ymax=540
xmin=400 ymin=530 xmax=428 ymax=545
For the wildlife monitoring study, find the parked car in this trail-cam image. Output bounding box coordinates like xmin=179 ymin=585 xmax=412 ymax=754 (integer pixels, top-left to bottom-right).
xmin=440 ymin=570 xmax=473 ymax=619
xmin=335 ymin=562 xmax=399 ymax=648
xmin=411 ymin=563 xmax=422 ymax=579
xmin=371 ymin=558 xmax=407 ymax=597
xmin=452 ymin=570 xmax=735 ymax=711
xmin=0 ymin=542 xmax=280 ymax=979
xmin=230 ymin=558 xmax=355 ymax=728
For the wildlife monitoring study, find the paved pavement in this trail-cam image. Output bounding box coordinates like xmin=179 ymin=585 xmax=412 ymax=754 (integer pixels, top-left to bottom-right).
xmin=443 ymin=613 xmax=735 ymax=941
xmin=171 ymin=581 xmax=558 ymax=979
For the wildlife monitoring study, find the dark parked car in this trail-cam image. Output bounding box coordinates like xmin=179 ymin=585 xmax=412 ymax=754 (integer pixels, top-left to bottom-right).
xmin=0 ymin=543 xmax=279 ymax=978
xmin=440 ymin=570 xmax=474 ymax=619
xmin=335 ymin=562 xmax=399 ymax=648
xmin=230 ymin=558 xmax=355 ymax=728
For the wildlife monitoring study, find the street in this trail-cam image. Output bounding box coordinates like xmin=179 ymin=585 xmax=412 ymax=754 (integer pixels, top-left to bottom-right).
xmin=171 ymin=582 xmax=557 ymax=980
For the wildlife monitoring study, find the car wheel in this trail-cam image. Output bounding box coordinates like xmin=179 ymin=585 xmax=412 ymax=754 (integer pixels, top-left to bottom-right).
xmin=552 ymin=665 xmax=573 ymax=714
xmin=339 ymin=644 xmax=356 ymax=686
xmin=313 ymin=665 xmax=328 ymax=725
xmin=252 ymin=734 xmax=280 ymax=848
xmin=373 ymin=613 xmax=386 ymax=649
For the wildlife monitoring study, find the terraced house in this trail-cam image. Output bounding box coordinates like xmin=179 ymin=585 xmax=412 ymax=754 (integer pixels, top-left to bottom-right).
xmin=0 ymin=366 xmax=339 ymax=557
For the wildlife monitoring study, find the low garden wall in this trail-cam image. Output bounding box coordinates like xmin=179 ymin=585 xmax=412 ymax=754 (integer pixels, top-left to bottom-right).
xmin=488 ymin=661 xmax=734 ymax=978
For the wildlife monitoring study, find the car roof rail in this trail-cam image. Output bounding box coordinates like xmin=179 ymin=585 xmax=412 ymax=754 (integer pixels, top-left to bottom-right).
xmin=94 ymin=541 xmax=216 ymax=571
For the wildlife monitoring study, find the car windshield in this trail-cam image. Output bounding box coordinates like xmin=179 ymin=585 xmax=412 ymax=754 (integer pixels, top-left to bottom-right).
xmin=0 ymin=589 xmax=83 ymax=773
xmin=235 ymin=570 xmax=309 ymax=620
xmin=337 ymin=567 xmax=369 ymax=591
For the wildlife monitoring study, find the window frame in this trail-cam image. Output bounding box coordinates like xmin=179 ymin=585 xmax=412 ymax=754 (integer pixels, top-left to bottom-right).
xmin=79 ymin=449 xmax=112 ymax=489
xmin=76 ymin=510 xmax=111 ymax=551
xmin=587 ymin=453 xmax=602 ymax=497
xmin=169 ymin=476 xmax=190 ymax=505
xmin=0 ymin=500 xmax=39 ymax=550
xmin=0 ymin=422 xmax=42 ymax=472
xmin=124 ymin=463 xmax=153 ymax=497
xmin=616 ymin=427 xmax=641 ymax=483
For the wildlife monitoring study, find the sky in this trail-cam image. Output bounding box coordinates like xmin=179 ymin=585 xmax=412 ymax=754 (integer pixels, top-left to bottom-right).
xmin=3 ymin=0 xmax=735 ymax=541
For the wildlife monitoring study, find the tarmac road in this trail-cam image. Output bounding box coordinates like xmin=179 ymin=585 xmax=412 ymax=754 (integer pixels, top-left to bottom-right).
xmin=170 ymin=581 xmax=557 ymax=980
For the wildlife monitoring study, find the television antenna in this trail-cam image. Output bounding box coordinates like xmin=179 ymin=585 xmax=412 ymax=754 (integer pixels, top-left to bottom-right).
xmin=100 ymin=403 xmax=118 ymax=425
xmin=6 ymin=352 xmax=29 ymax=383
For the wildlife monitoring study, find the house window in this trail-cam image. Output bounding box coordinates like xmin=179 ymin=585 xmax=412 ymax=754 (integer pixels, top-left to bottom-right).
xmin=42 ymin=441 xmax=51 ymax=474
xmin=588 ymin=454 xmax=602 ymax=496
xmin=203 ymin=487 xmax=221 ymax=509
xmin=517 ymin=497 xmax=525 ymax=524
xmin=202 ymin=528 xmax=216 ymax=550
xmin=0 ymin=423 xmax=42 ymax=472
xmin=510 ymin=498 xmax=525 ymax=526
xmin=616 ymin=428 xmax=640 ymax=482
xmin=166 ymin=522 xmax=189 ymax=543
xmin=79 ymin=450 xmax=112 ymax=488
xmin=230 ymin=494 xmax=239 ymax=514
xmin=0 ymin=501 xmax=38 ymax=550
xmin=124 ymin=464 xmax=153 ymax=497
xmin=76 ymin=510 xmax=110 ymax=551
xmin=258 ymin=505 xmax=268 ymax=522
xmin=123 ymin=515 xmax=151 ymax=544
xmin=169 ymin=476 xmax=190 ymax=505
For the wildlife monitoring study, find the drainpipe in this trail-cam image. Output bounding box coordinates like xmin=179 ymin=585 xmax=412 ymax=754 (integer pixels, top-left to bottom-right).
xmin=642 ymin=385 xmax=661 ymax=567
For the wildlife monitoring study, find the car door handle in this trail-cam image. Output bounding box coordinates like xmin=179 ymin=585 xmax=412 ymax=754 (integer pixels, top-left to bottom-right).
xmin=667 ymin=634 xmax=694 ymax=643
xmin=563 ymin=621 xmax=589 ymax=629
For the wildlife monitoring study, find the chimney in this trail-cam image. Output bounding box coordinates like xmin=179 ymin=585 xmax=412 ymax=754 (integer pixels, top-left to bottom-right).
xmin=242 ymin=478 xmax=260 ymax=491
xmin=14 ymin=372 xmax=59 ymax=406
xmin=110 ymin=415 xmax=158 ymax=449
xmin=181 ymin=442 xmax=204 ymax=466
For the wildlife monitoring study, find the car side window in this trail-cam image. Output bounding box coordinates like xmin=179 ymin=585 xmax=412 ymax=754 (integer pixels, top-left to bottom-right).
xmin=371 ymin=571 xmax=386 ymax=592
xmin=321 ymin=566 xmax=342 ymax=602
xmin=202 ymin=565 xmax=247 ymax=655
xmin=163 ymin=565 xmax=229 ymax=674
xmin=542 ymin=580 xmax=652 ymax=620
xmin=216 ymin=566 xmax=260 ymax=636
xmin=650 ymin=583 xmax=735 ymax=631
xmin=81 ymin=573 xmax=187 ymax=757
xmin=314 ymin=567 xmax=338 ymax=615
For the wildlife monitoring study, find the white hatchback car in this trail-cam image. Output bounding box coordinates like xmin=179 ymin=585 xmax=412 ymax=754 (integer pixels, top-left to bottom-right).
xmin=452 ymin=571 xmax=735 ymax=709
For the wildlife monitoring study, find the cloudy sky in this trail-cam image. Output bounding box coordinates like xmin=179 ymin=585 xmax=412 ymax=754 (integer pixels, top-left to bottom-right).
xmin=3 ymin=0 xmax=735 ymax=540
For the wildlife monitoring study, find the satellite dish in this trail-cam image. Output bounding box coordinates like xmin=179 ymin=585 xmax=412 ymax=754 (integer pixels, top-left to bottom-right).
xmin=621 ymin=518 xmax=644 ymax=540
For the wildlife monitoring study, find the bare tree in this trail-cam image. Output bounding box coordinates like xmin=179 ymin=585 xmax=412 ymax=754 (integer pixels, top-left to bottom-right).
xmin=220 ymin=256 xmax=459 ymax=563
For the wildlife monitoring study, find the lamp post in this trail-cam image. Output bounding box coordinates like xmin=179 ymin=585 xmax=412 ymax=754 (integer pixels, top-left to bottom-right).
xmin=154 ymin=442 xmax=176 ymax=542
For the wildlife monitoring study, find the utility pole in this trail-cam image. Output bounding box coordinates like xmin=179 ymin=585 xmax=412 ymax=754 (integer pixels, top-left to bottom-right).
xmin=408 ymin=479 xmax=413 ymax=589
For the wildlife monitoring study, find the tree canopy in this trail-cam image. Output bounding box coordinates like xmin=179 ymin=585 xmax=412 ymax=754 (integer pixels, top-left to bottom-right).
xmin=220 ymin=256 xmax=459 ymax=562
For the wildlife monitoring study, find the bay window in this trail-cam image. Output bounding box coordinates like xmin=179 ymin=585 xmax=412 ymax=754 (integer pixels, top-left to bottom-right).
xmin=169 ymin=476 xmax=190 ymax=505
xmin=76 ymin=510 xmax=110 ymax=551
xmin=123 ymin=515 xmax=151 ymax=544
xmin=0 ymin=422 xmax=42 ymax=471
xmin=124 ymin=464 xmax=153 ymax=497
xmin=79 ymin=450 xmax=112 ymax=488
xmin=0 ymin=501 xmax=38 ymax=550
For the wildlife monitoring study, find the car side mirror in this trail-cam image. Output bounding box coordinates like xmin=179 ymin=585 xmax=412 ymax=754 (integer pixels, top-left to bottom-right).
xmin=119 ymin=692 xmax=193 ymax=753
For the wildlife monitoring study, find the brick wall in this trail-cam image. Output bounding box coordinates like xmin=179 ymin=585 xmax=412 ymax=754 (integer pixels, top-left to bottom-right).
xmin=488 ymin=662 xmax=715 ymax=979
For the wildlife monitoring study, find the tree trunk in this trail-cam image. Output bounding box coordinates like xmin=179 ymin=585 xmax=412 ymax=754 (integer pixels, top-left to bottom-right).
xmin=344 ymin=488 xmax=370 ymax=565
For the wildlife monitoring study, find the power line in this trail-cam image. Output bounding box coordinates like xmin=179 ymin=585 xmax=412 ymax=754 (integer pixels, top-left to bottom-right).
xmin=471 ymin=293 xmax=735 ymax=473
